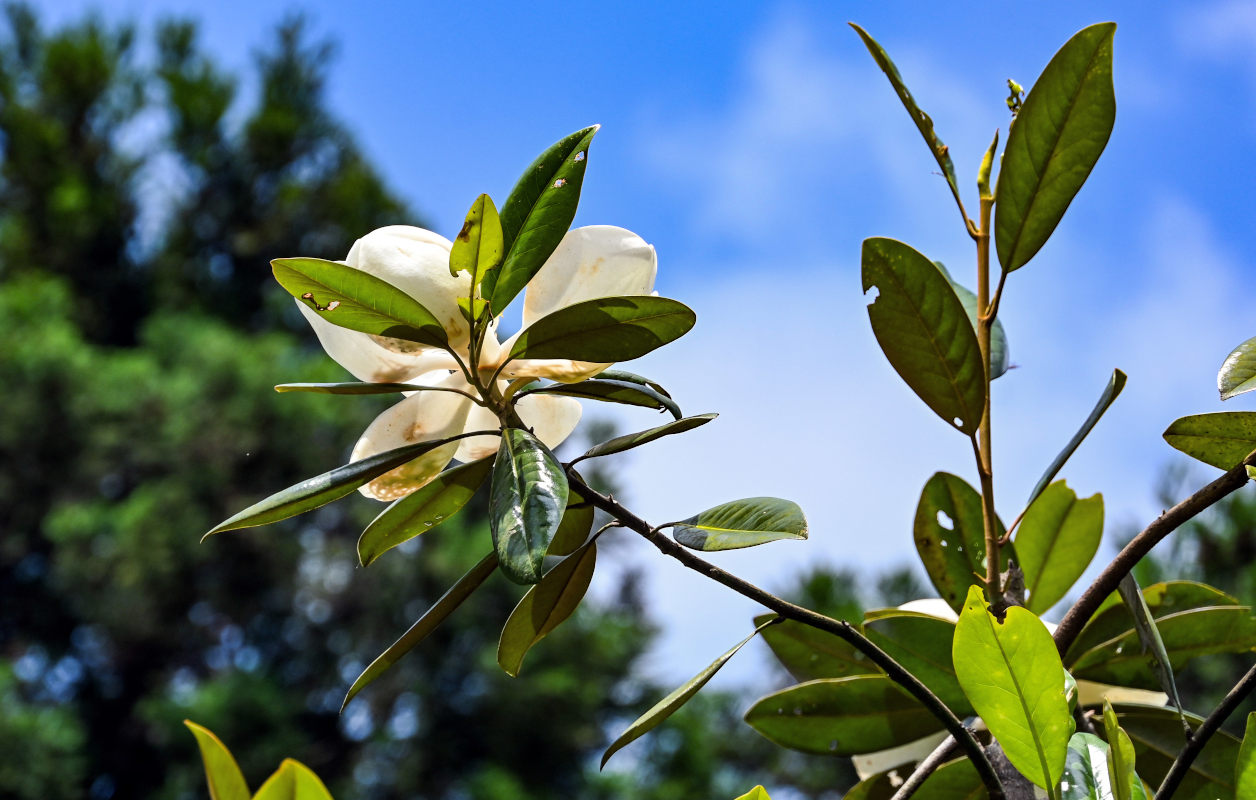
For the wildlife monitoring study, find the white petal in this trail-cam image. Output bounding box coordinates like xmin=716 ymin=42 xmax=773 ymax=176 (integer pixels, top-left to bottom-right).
xmin=299 ymin=303 xmax=459 ymax=383
xmin=493 ymin=329 xmax=607 ymax=384
xmin=896 ymin=598 xmax=960 ymax=622
xmin=521 ymin=225 xmax=657 ymax=327
xmin=453 ymin=401 xmax=503 ymax=462
xmin=351 ymin=372 xmax=474 ymax=501
xmin=452 ymin=387 xmax=582 ymax=462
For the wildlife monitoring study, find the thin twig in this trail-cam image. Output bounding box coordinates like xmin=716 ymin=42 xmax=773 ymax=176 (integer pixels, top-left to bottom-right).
xmin=889 ymin=736 xmax=960 ymax=800
xmin=1154 ymin=661 xmax=1256 ymax=800
xmin=566 ymin=472 xmax=1006 ymax=800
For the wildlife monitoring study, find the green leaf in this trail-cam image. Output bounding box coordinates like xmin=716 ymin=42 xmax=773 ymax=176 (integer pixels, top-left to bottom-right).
xmin=953 ymin=585 xmax=1070 ymax=793
xmin=450 ymin=193 xmax=503 ymax=292
xmin=1025 ymin=369 xmax=1126 ymax=510
xmin=1220 ymin=336 xmax=1256 ymax=400
xmin=272 ymin=256 xmax=448 ymax=349
xmin=1103 ymin=701 xmax=1137 ymax=800
xmin=184 ymin=720 xmax=250 ymax=800
xmin=274 ymin=382 xmax=425 ymax=395
xmin=1163 ymin=412 xmax=1256 ymax=470
xmin=745 ymin=674 xmax=942 ymax=756
xmin=602 ymin=619 xmax=772 ymax=767
xmin=489 ymin=429 xmax=569 ymax=584
xmin=547 ymin=484 xmax=595 ymax=557
xmin=733 ymin=787 xmax=771 ymax=800
xmin=862 ymin=237 xmax=985 ymax=434
xmin=844 ymin=759 xmax=987 ymax=800
xmin=1062 ymin=732 xmax=1149 ymax=800
xmin=205 ymin=435 xmax=471 ymax=537
xmin=994 ymin=23 xmax=1117 ymax=271
xmin=357 ymin=457 xmax=493 ymax=566
xmin=497 ymin=542 xmax=597 ymax=677
xmin=342 ymin=552 xmax=497 ymax=711
xmin=935 ymin=262 xmax=1010 ymax=379
xmin=914 ymin=472 xmax=1011 ymax=613
xmin=754 ymin=613 xmax=880 ymax=683
xmin=1113 ymin=704 xmax=1239 ymax=799
xmin=571 ymin=413 xmax=717 ymax=464
xmin=670 ymin=497 xmax=807 ymax=552
xmin=595 ymin=369 xmax=673 ymax=398
xmin=251 ymin=759 xmax=334 ymax=800
xmin=520 ymin=378 xmax=682 ymax=420
xmin=1015 ymin=481 xmax=1104 ymax=613
xmin=487 ymin=126 xmax=598 ymax=312
xmin=505 ymin=295 xmax=695 ymax=364
xmin=1070 ymin=604 xmax=1256 ymax=689
xmin=1115 ymin=573 xmax=1187 ymax=730
xmin=849 ymin=24 xmax=966 ymax=227
xmin=862 ymin=609 xmax=971 ymax=715
xmin=1237 ymin=712 xmax=1256 ymax=799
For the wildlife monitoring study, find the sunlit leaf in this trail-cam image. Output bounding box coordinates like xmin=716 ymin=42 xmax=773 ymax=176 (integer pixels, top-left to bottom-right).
xmin=745 ymin=674 xmax=942 ymax=756
xmin=571 ymin=413 xmax=717 ymax=464
xmin=486 ymin=126 xmax=598 ymax=312
xmin=1113 ymin=704 xmax=1239 ymax=799
xmin=862 ymin=609 xmax=970 ymax=714
xmin=935 ymin=261 xmax=1009 ymax=380
xmin=272 ymin=256 xmax=448 ymax=349
xmin=1062 ymin=732 xmax=1148 ymax=800
xmin=1163 ymin=412 xmax=1256 ymax=470
xmin=497 ymin=542 xmax=597 ymax=677
xmin=1103 ymin=701 xmax=1138 ymax=800
xmin=1237 ymin=713 xmax=1256 ymax=799
xmin=251 ymin=759 xmax=334 ymax=800
xmin=1015 ymin=481 xmax=1103 ymax=613
xmin=1115 ymin=573 xmax=1187 ymax=730
xmin=1219 ymin=336 xmax=1256 ymax=400
xmin=671 ymin=497 xmax=807 ymax=552
xmin=603 ymin=619 xmax=773 ymax=767
xmin=754 ymin=613 xmax=879 ymax=683
xmin=520 ymin=378 xmax=681 ymax=419
xmin=184 ymin=720 xmax=250 ymax=800
xmin=505 ymin=295 xmax=695 ymax=364
xmin=490 ymin=429 xmax=569 ymax=584
xmin=449 ymin=193 xmax=503 ymax=292
xmin=357 ymin=457 xmax=493 ymax=566
xmin=914 ymin=472 xmax=1011 ymax=613
xmin=733 ymin=787 xmax=771 ymax=800
xmin=1025 ymin=369 xmax=1126 ymax=511
xmin=953 ymin=585 xmax=1070 ymax=792
xmin=994 ymin=23 xmax=1117 ymax=271
xmin=862 ymin=237 xmax=985 ymax=434
xmin=342 ymin=552 xmax=497 ymax=710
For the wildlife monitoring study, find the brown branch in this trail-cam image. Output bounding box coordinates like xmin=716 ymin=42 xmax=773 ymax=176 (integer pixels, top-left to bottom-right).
xmin=566 ymin=472 xmax=1006 ymax=800
xmin=1154 ymin=661 xmax=1256 ymax=799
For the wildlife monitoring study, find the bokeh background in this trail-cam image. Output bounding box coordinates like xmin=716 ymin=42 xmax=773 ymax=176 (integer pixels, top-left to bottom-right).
xmin=6 ymin=1 xmax=1256 ymax=797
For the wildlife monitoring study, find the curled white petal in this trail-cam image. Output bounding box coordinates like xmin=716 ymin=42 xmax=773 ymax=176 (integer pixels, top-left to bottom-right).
xmin=452 ymin=384 xmax=583 ymax=462
xmin=299 ymin=303 xmax=459 ymax=383
xmin=521 ymin=225 xmax=657 ymax=327
xmin=350 ymin=372 xmax=474 ymax=501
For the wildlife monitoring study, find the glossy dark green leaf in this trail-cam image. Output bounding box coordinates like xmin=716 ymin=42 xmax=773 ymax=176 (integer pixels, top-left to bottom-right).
xmin=745 ymin=674 xmax=941 ymax=756
xmin=595 ymin=369 xmax=673 ymax=398
xmin=571 ymin=413 xmax=717 ymax=464
xmin=935 ymin=261 xmax=1009 ymax=379
xmin=1115 ymin=573 xmax=1187 ymax=729
xmin=914 ymin=472 xmax=1011 ymax=613
xmin=753 ymin=614 xmax=879 ymax=683
xmin=849 ymin=24 xmax=966 ymax=226
xmin=1113 ymin=704 xmax=1239 ymax=800
xmin=1015 ymin=481 xmax=1103 ymax=613
xmin=274 ymin=382 xmax=425 ymax=395
xmin=1163 ymin=412 xmax=1256 ymax=470
xmin=357 ymin=457 xmax=493 ymax=566
xmin=205 ymin=436 xmax=470 ymax=537
xmin=994 ymin=23 xmax=1117 ymax=271
xmin=862 ymin=609 xmax=970 ymax=715
xmin=1062 ymin=732 xmax=1149 ymax=800
xmin=671 ymin=497 xmax=807 ymax=552
xmin=1026 ymin=369 xmax=1126 ymax=510
xmin=862 ymin=237 xmax=985 ymax=434
xmin=1237 ymin=712 xmax=1256 ymax=798
xmin=497 ymin=542 xmax=596 ymax=677
xmin=185 ymin=720 xmax=250 ymax=800
xmin=547 ymin=485 xmax=594 ymax=557
xmin=251 ymin=759 xmax=334 ymax=800
xmin=602 ymin=619 xmax=772 ymax=767
xmin=519 ymin=378 xmax=681 ymax=420
xmin=1219 ymin=336 xmax=1256 ymax=400
xmin=953 ymin=585 xmax=1070 ymax=792
xmin=489 ymin=429 xmax=569 ymax=584
xmin=844 ymin=760 xmax=987 ymax=800
xmin=342 ymin=552 xmax=497 ymax=710
xmin=449 ymin=193 xmax=503 ymax=291
xmin=505 ymin=295 xmax=695 ymax=364
xmin=1102 ymin=701 xmax=1138 ymax=800
xmin=487 ymin=126 xmax=598 ymax=312
xmin=272 ymin=256 xmax=448 ymax=349
xmin=1070 ymin=605 xmax=1256 ymax=689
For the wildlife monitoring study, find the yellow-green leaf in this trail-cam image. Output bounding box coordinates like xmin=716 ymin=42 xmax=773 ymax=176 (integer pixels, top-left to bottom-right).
xmin=184 ymin=720 xmax=250 ymax=800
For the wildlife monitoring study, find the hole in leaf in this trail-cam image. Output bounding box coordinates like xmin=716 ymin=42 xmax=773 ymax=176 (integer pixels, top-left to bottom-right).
xmin=936 ymin=510 xmax=953 ymax=530
xmin=553 ymin=178 xmax=567 ymax=188
xmin=953 ymin=417 xmax=964 ymax=427
xmin=574 ymin=151 xmax=586 ymax=162
xmin=866 ymin=285 xmax=881 ymax=301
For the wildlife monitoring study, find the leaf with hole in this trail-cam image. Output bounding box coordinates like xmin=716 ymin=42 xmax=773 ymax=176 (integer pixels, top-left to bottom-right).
xmin=450 ymin=193 xmax=503 ymax=291
xmin=602 ymin=619 xmax=772 ymax=767
xmin=953 ymin=585 xmax=1070 ymax=793
xmin=754 ymin=614 xmax=879 ymax=683
xmin=342 ymin=552 xmax=497 ymax=710
xmin=1220 ymin=336 xmax=1256 ymax=401
xmin=572 ymin=413 xmax=717 ymax=463
xmin=185 ymin=720 xmax=250 ymax=800
xmin=994 ymin=23 xmax=1116 ymax=271
xmin=357 ymin=457 xmax=493 ymax=566
xmin=497 ymin=542 xmax=597 ymax=677
xmin=490 ymin=429 xmax=569 ymax=584
xmin=862 ymin=609 xmax=970 ymax=715
xmin=486 ymin=126 xmax=598 ymax=312
xmin=520 ymin=378 xmax=681 ymax=419
xmin=935 ymin=261 xmax=1009 ymax=379
xmin=862 ymin=237 xmax=985 ymax=434
xmin=1163 ymin=412 xmax=1256 ymax=470
xmin=506 ymin=295 xmax=695 ymax=364
xmin=272 ymin=256 xmax=449 ymax=349
xmin=914 ymin=472 xmax=1011 ymax=613
xmin=670 ymin=497 xmax=807 ymax=552
xmin=745 ymin=674 xmax=942 ymax=756
xmin=1025 ymin=369 xmax=1126 ymax=511
xmin=1015 ymin=481 xmax=1103 ymax=614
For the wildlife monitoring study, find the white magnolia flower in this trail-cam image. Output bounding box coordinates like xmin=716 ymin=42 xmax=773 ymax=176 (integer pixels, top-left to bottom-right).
xmin=298 ymin=224 xmax=657 ymax=501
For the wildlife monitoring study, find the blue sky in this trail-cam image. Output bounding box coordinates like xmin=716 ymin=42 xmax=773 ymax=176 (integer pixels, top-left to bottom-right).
xmin=41 ymin=0 xmax=1256 ymax=684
